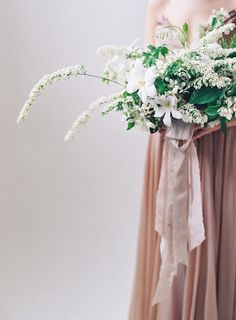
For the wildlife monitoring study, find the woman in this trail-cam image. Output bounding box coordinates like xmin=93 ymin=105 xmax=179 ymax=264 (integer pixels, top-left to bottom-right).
xmin=128 ymin=0 xmax=236 ymax=319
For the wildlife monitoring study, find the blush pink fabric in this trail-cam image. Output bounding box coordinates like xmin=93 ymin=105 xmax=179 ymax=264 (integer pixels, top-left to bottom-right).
xmin=128 ymin=127 xmax=236 ymax=320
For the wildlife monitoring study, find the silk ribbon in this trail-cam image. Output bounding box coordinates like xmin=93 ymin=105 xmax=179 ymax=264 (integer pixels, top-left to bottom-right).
xmin=151 ymin=119 xmax=206 ymax=305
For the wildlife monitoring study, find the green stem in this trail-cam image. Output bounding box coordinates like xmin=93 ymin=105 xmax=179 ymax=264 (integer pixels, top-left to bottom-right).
xmin=159 ymin=25 xmax=190 ymax=48
xmin=83 ymin=73 xmax=126 ymax=88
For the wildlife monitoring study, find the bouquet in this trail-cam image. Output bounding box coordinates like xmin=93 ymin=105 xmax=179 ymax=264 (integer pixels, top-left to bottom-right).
xmin=17 ymin=8 xmax=236 ymax=141
xmin=16 ymin=8 xmax=236 ymax=304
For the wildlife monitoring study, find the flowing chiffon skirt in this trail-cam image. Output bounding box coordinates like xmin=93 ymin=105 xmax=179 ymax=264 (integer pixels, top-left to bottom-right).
xmin=128 ymin=127 xmax=236 ymax=320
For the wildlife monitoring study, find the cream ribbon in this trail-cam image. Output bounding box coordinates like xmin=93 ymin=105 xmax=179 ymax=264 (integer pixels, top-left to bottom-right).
xmin=152 ymin=119 xmax=206 ymax=305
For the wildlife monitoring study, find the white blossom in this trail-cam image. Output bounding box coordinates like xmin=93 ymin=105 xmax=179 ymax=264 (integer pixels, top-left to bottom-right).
xmin=218 ymin=106 xmax=233 ymax=120
xmin=64 ymin=111 xmax=90 ymax=142
xmin=198 ymin=23 xmax=236 ymax=47
xmin=208 ymin=8 xmax=229 ymax=26
xmin=96 ymin=45 xmax=131 ymax=59
xmin=126 ymin=61 xmax=157 ymax=103
xmin=17 ymin=65 xmax=87 ymax=124
xmin=64 ymin=93 xmax=122 ymax=142
xmin=152 ymin=95 xmax=182 ymax=127
xmin=179 ymin=103 xmax=208 ymax=126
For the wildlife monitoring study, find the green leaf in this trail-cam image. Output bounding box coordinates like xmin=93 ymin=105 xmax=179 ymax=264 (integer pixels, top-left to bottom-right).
xmin=230 ymin=34 xmax=236 ymax=48
xmin=147 ymin=45 xmax=156 ymax=51
xmin=221 ymin=39 xmax=229 ymax=49
xmin=211 ymin=17 xmax=218 ymax=28
xmin=190 ymin=86 xmax=224 ymax=105
xmin=227 ymin=84 xmax=236 ymax=96
xmin=182 ymin=22 xmax=189 ymax=33
xmin=160 ymin=46 xmax=168 ymax=57
xmin=204 ymin=105 xmax=220 ymax=116
xmin=127 ymin=121 xmax=135 ymax=130
xmin=116 ymin=101 xmax=123 ymax=111
xmin=166 ymin=59 xmax=182 ymax=77
xmin=155 ymin=78 xmax=168 ymax=95
xmin=220 ymin=117 xmax=227 ymax=135
xmin=207 ymin=114 xmax=219 ymax=122
xmin=149 ymin=127 xmax=159 ymax=134
xmin=228 ymin=51 xmax=236 ymax=58
xmin=123 ymin=91 xmax=130 ymax=98
xmin=143 ymin=45 xmax=169 ymax=67
xmin=132 ymin=92 xmax=141 ymax=104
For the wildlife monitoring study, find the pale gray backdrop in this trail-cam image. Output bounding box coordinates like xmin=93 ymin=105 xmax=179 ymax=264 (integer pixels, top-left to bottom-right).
xmin=0 ymin=1 xmax=148 ymax=319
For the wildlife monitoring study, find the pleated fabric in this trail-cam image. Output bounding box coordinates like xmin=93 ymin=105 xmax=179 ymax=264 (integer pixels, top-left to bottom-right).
xmin=128 ymin=127 xmax=236 ymax=320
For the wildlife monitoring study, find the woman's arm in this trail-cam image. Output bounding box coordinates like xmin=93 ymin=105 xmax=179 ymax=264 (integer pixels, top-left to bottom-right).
xmin=192 ymin=118 xmax=236 ymax=141
xmin=144 ymin=0 xmax=166 ymax=48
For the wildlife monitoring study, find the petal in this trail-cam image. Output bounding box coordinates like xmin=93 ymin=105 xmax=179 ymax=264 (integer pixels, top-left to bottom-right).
xmin=133 ymin=60 xmax=145 ymax=78
xmin=154 ymin=97 xmax=165 ymax=106
xmin=129 ymin=37 xmax=140 ymax=50
xmin=171 ymin=108 xmax=183 ymax=119
xmin=163 ymin=111 xmax=172 ymax=127
xmin=145 ymin=68 xmax=156 ymax=86
xmin=139 ymin=87 xmax=148 ymax=104
xmin=126 ymin=80 xmax=139 ymax=94
xmin=155 ymin=107 xmax=165 ymax=117
xmin=169 ymin=95 xmax=178 ymax=107
xmin=145 ymin=84 xmax=157 ymax=98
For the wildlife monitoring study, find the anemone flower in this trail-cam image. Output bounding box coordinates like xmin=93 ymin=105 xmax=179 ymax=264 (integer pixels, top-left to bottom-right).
xmin=152 ymin=95 xmax=183 ymax=127
xmin=126 ymin=61 xmax=157 ymax=103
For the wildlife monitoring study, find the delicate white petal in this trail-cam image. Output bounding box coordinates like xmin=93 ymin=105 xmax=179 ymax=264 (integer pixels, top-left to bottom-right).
xmin=170 ymin=108 xmax=183 ymax=119
xmin=138 ymin=87 xmax=148 ymax=104
xmin=126 ymin=80 xmax=139 ymax=93
xmin=129 ymin=37 xmax=140 ymax=50
xmin=163 ymin=111 xmax=172 ymax=127
xmin=155 ymin=107 xmax=165 ymax=117
xmin=145 ymin=67 xmax=157 ymax=86
xmin=169 ymin=95 xmax=178 ymax=107
xmin=145 ymin=84 xmax=157 ymax=98
xmin=133 ymin=60 xmax=145 ymax=78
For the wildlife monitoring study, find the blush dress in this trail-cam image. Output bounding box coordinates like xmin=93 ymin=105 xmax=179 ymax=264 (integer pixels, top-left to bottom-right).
xmin=128 ymin=16 xmax=236 ymax=320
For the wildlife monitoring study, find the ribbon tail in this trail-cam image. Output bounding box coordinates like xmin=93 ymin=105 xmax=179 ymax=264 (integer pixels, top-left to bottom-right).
xmin=188 ymin=142 xmax=206 ymax=250
xmin=153 ymin=139 xmax=176 ymax=305
xmin=152 ymin=121 xmax=205 ymax=306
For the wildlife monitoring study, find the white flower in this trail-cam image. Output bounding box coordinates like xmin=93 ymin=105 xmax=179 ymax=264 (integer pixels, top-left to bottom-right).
xmin=126 ymin=61 xmax=157 ymax=103
xmin=64 ymin=111 xmax=90 ymax=142
xmin=198 ymin=23 xmax=236 ymax=47
xmin=17 ymin=65 xmax=87 ymax=124
xmin=218 ymin=107 xmax=233 ymax=120
xmin=64 ymin=93 xmax=122 ymax=142
xmin=152 ymin=95 xmax=182 ymax=127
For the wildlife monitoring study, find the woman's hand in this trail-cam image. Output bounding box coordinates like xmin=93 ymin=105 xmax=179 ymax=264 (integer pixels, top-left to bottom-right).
xmin=192 ymin=124 xmax=221 ymax=141
xmin=192 ymin=118 xmax=236 ymax=140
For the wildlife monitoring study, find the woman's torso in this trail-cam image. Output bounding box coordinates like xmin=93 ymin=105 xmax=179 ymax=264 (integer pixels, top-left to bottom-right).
xmin=158 ymin=0 xmax=236 ymax=42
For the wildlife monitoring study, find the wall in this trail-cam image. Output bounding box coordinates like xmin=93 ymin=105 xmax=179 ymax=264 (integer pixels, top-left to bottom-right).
xmin=0 ymin=1 xmax=148 ymax=319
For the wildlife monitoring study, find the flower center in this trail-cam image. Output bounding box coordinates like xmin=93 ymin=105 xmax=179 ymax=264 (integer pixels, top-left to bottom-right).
xmin=162 ymin=100 xmax=171 ymax=110
xmin=138 ymin=79 xmax=145 ymax=87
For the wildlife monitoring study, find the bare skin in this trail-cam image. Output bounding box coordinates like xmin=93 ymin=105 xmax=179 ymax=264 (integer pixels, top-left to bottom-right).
xmin=145 ymin=0 xmax=236 ymax=140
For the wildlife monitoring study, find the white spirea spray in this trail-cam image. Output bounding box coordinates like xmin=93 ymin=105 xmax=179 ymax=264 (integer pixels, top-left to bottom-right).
xmin=96 ymin=46 xmax=132 ymax=59
xmin=16 ymin=8 xmax=236 ymax=141
xmin=198 ymin=23 xmax=236 ymax=46
xmin=64 ymin=93 xmax=123 ymax=142
xmin=17 ymin=65 xmax=87 ymax=124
